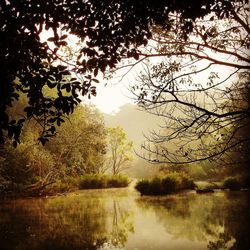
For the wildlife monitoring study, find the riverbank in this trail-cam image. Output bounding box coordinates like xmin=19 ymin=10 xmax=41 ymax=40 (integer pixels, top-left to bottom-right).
xmin=0 ymin=174 xmax=130 ymax=199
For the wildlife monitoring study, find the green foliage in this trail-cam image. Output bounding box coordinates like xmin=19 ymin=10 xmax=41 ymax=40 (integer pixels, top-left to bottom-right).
xmin=105 ymin=126 xmax=133 ymax=175
xmin=79 ymin=174 xmax=129 ymax=190
xmin=0 ymin=98 xmax=107 ymax=196
xmin=159 ymin=163 xmax=209 ymax=181
xmin=180 ymin=174 xmax=197 ymax=190
xmin=135 ymin=180 xmax=150 ymax=195
xmin=135 ymin=173 xmax=196 ymax=195
xmin=107 ymin=174 xmax=130 ymax=188
xmin=79 ymin=174 xmax=107 ymax=189
xmin=195 ymin=181 xmax=221 ymax=190
xmin=130 ymin=1 xmax=249 ymax=169
xmin=223 ymin=177 xmax=241 ymax=191
xmin=46 ymin=105 xmax=107 ymax=175
xmin=1 ymin=0 xmax=239 ymax=144
xmin=45 ymin=177 xmax=80 ymax=194
xmin=161 ymin=176 xmax=178 ymax=194
xmin=149 ymin=177 xmax=163 ymax=195
xmin=188 ymin=165 xmax=208 ymax=180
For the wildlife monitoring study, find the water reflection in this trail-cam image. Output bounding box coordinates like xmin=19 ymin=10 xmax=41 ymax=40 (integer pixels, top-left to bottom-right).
xmin=0 ymin=189 xmax=249 ymax=250
xmin=0 ymin=189 xmax=134 ymax=250
xmin=136 ymin=191 xmax=250 ymax=250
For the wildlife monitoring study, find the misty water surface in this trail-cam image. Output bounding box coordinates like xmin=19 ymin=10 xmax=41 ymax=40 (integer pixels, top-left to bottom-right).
xmin=0 ymin=188 xmax=249 ymax=250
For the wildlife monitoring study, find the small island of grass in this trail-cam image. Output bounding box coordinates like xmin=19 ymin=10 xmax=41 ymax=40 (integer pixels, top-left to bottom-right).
xmin=135 ymin=172 xmax=196 ymax=196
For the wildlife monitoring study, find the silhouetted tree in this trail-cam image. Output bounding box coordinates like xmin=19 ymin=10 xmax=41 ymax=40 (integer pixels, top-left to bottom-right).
xmin=1 ymin=0 xmax=245 ymax=145
xmin=128 ymin=0 xmax=250 ymax=167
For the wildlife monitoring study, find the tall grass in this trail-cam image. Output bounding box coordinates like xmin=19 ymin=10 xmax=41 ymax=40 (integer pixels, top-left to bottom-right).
xmin=135 ymin=172 xmax=196 ymax=195
xmin=79 ymin=174 xmax=129 ymax=189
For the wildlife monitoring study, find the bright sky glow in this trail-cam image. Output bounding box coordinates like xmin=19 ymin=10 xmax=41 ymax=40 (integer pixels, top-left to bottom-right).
xmin=85 ymin=74 xmax=135 ymax=114
xmin=40 ymin=19 xmax=242 ymax=115
xmin=40 ymin=29 xmax=135 ymax=114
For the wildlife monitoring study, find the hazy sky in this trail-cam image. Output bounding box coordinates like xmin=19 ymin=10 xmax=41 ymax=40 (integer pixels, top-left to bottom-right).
xmin=88 ymin=64 xmax=237 ymax=114
xmin=85 ymin=66 xmax=139 ymax=114
xmin=41 ymin=30 xmax=135 ymax=114
xmin=41 ymin=29 xmax=239 ymax=115
xmin=89 ymin=82 xmax=134 ymax=114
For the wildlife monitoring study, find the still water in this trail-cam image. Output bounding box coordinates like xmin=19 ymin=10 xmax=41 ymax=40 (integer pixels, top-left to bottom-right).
xmin=0 ymin=188 xmax=249 ymax=250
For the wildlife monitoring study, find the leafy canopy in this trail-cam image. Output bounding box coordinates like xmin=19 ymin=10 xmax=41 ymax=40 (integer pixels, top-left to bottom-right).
xmin=0 ymin=0 xmax=245 ymax=145
xmin=106 ymin=126 xmax=133 ymax=175
xmin=0 ymin=100 xmax=107 ymax=193
xmin=128 ymin=1 xmax=250 ymax=167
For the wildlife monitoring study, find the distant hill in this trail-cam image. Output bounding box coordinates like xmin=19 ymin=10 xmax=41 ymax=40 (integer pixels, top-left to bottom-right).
xmin=104 ymin=103 xmax=163 ymax=148
xmin=103 ymin=104 xmax=164 ymax=177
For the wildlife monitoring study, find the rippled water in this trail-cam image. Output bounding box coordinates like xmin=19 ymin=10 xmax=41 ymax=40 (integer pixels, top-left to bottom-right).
xmin=0 ymin=188 xmax=249 ymax=250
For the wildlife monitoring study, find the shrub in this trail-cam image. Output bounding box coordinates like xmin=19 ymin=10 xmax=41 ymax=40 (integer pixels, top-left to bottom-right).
xmin=135 ymin=173 xmax=195 ymax=196
xmin=49 ymin=178 xmax=79 ymax=193
xmin=135 ymin=179 xmax=150 ymax=195
xmin=79 ymin=174 xmax=106 ymax=189
xmin=223 ymin=177 xmax=241 ymax=191
xmin=161 ymin=176 xmax=178 ymax=194
xmin=107 ymin=175 xmax=129 ymax=188
xmin=180 ymin=174 xmax=197 ymax=190
xmin=150 ymin=177 xmax=163 ymax=195
xmin=49 ymin=182 xmax=71 ymax=193
xmin=79 ymin=174 xmax=129 ymax=190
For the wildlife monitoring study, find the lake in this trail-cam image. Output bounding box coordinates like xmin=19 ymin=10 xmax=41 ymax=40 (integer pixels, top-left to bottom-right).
xmin=0 ymin=188 xmax=249 ymax=250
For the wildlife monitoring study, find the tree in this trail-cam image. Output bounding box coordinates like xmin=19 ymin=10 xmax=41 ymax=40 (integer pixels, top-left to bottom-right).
xmin=106 ymin=127 xmax=133 ymax=175
xmin=0 ymin=98 xmax=107 ymax=193
xmin=219 ymin=80 xmax=250 ymax=173
xmin=127 ymin=1 xmax=250 ymax=168
xmin=47 ymin=105 xmax=107 ymax=175
xmin=1 ymin=0 xmax=245 ymax=145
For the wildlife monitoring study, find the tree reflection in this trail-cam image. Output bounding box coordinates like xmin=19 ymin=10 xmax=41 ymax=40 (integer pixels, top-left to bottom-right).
xmin=0 ymin=191 xmax=134 ymax=250
xmin=109 ymin=200 xmax=134 ymax=248
xmin=136 ymin=192 xmax=250 ymax=250
xmin=1 ymin=190 xmax=249 ymax=250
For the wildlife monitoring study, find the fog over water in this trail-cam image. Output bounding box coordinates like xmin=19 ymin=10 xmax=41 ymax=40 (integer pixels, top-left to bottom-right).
xmin=1 ymin=188 xmax=249 ymax=250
